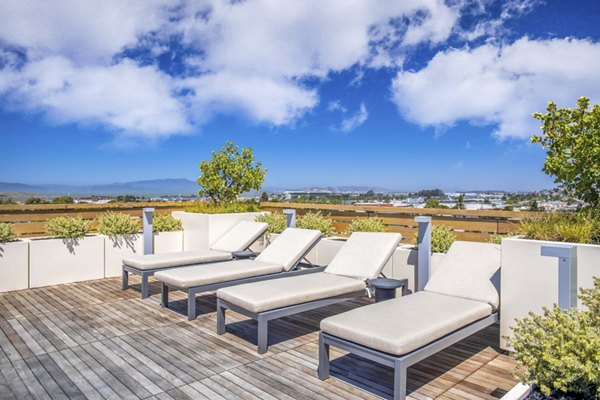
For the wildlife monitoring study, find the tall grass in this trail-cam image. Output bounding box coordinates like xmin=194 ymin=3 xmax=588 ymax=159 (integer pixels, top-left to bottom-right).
xmin=520 ymin=213 xmax=599 ymax=244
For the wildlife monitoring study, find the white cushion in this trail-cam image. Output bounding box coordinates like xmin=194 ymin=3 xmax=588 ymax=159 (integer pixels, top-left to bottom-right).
xmin=123 ymin=249 xmax=232 ymax=270
xmin=320 ymin=291 xmax=492 ymax=355
xmin=210 ymin=221 xmax=268 ymax=252
xmin=324 ymin=232 xmax=401 ymax=280
xmin=154 ymin=260 xmax=282 ymax=288
xmin=217 ymin=272 xmax=366 ymax=313
xmin=424 ymin=241 xmax=501 ymax=309
xmin=256 ymin=228 xmax=321 ymax=271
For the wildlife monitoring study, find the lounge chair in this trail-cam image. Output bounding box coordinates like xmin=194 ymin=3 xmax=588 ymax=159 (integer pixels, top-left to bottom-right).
xmin=317 ymin=241 xmax=501 ymax=400
xmin=216 ymin=232 xmax=402 ymax=353
xmin=122 ymin=221 xmax=268 ymax=298
xmin=155 ymin=228 xmax=323 ymax=320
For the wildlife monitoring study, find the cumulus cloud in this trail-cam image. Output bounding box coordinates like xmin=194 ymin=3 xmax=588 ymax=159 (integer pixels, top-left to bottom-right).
xmin=0 ymin=0 xmax=462 ymax=139
xmin=340 ymin=103 xmax=369 ymax=132
xmin=391 ymin=38 xmax=600 ymax=139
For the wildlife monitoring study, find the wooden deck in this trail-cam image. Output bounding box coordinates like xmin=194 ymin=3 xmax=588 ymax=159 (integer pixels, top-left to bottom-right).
xmin=0 ymin=277 xmax=517 ymax=399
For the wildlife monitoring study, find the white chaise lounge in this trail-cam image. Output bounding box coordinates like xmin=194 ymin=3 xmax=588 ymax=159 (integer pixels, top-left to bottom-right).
xmin=318 ymin=241 xmax=501 ymax=400
xmin=155 ymin=228 xmax=323 ymax=320
xmin=216 ymin=232 xmax=402 ymax=353
xmin=122 ymin=221 xmax=268 ymax=298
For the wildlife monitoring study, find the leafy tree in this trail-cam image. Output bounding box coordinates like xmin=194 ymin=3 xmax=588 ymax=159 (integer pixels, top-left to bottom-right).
xmin=529 ymin=200 xmax=541 ymax=211
xmin=532 ymin=97 xmax=600 ymax=209
xmin=197 ymin=141 xmax=267 ymax=205
xmin=25 ymin=197 xmax=50 ymax=204
xmin=0 ymin=198 xmax=17 ymax=205
xmin=260 ymin=192 xmax=269 ymax=202
xmin=417 ymin=188 xmax=445 ymax=198
xmin=51 ymin=196 xmax=74 ymax=204
xmin=453 ymin=194 xmax=466 ymax=209
xmin=424 ymin=198 xmax=448 ymax=208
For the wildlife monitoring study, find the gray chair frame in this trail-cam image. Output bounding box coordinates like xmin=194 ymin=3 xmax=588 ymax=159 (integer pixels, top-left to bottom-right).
xmin=122 ymin=230 xmax=267 ymax=299
xmin=318 ymin=312 xmax=499 ymax=400
xmin=161 ymin=238 xmax=322 ymax=320
xmin=217 ymin=289 xmax=366 ymax=354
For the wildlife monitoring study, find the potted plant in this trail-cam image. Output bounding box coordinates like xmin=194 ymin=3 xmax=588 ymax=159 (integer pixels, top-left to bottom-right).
xmin=152 ymin=213 xmax=184 ymax=254
xmin=29 ymin=215 xmax=104 ymax=287
xmin=99 ymin=212 xmax=142 ymax=278
xmin=253 ymin=212 xmax=287 ymax=252
xmin=0 ymin=222 xmax=29 ymax=292
xmin=505 ymin=278 xmax=599 ymax=399
xmin=501 ymin=97 xmax=600 ymax=350
xmin=174 ymin=141 xmax=267 ymax=250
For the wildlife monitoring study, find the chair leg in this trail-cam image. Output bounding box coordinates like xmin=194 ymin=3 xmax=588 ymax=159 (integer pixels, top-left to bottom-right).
xmin=257 ymin=315 xmax=269 ymax=354
xmin=318 ymin=333 xmax=330 ymax=380
xmin=161 ymin=283 xmax=169 ymax=308
xmin=122 ymin=268 xmax=129 ymax=290
xmin=216 ymin=301 xmax=226 ymax=334
xmin=141 ymin=273 xmax=150 ymax=299
xmin=187 ymin=291 xmax=196 ymax=321
xmin=394 ymin=360 xmax=407 ymax=400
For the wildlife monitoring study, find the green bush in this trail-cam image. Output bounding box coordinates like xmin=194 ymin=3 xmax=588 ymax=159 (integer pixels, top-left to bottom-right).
xmin=97 ymin=212 xmax=140 ymax=236
xmin=346 ymin=217 xmax=387 ymax=235
xmin=184 ymin=201 xmax=260 ymax=214
xmin=488 ymin=234 xmax=510 ymax=245
xmin=153 ymin=214 xmax=183 ymax=233
xmin=520 ymin=213 xmax=599 ymax=244
xmin=0 ymin=222 xmax=16 ymax=242
xmin=255 ymin=213 xmax=287 ymax=237
xmin=297 ymin=211 xmax=333 ymax=237
xmin=508 ymin=278 xmax=600 ymax=397
xmin=45 ymin=215 xmax=90 ymax=239
xmin=430 ymin=225 xmax=456 ymax=253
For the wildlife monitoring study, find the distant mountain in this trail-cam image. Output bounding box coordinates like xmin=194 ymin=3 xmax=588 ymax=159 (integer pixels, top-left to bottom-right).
xmin=0 ymin=179 xmax=199 ymax=196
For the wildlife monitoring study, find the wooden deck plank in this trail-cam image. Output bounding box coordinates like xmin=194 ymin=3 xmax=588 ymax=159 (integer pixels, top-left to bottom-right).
xmin=0 ymin=277 xmax=517 ymax=400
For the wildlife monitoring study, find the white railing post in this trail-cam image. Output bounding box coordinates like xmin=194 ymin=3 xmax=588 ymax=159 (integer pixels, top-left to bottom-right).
xmin=541 ymin=244 xmax=577 ymax=308
xmin=415 ymin=216 xmax=432 ymax=291
xmin=283 ymin=209 xmax=297 ymax=228
xmin=143 ymin=208 xmax=154 ymax=255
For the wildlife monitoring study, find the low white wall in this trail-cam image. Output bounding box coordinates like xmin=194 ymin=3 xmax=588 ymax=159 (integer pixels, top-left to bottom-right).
xmin=173 ymin=211 xmax=264 ymax=251
xmin=104 ymin=234 xmax=143 ymax=278
xmin=0 ymin=239 xmax=29 ymax=292
xmin=154 ymin=231 xmax=183 ymax=254
xmin=29 ymin=235 xmax=105 ymax=288
xmin=500 ymin=238 xmax=600 ymax=350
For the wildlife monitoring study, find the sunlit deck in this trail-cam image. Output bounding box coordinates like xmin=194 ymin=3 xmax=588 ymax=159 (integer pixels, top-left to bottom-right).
xmin=0 ymin=277 xmax=517 ymax=399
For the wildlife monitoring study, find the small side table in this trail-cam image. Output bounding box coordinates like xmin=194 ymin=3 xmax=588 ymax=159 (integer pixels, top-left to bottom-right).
xmin=231 ymin=250 xmax=255 ymax=260
xmin=370 ymin=278 xmax=409 ymax=302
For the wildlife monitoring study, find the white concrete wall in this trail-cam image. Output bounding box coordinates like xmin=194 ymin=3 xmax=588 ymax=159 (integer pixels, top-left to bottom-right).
xmin=0 ymin=240 xmax=29 ymax=292
xmin=104 ymin=234 xmax=143 ymax=278
xmin=500 ymin=238 xmax=600 ymax=350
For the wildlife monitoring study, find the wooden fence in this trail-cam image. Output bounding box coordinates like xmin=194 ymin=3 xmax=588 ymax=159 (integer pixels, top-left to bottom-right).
xmin=0 ymin=202 xmax=187 ymax=237
xmin=260 ymin=202 xmax=544 ymax=243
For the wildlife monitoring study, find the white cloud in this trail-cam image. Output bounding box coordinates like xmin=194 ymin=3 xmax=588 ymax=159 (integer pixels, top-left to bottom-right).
xmin=391 ymin=38 xmax=600 ymax=139
xmin=340 ymin=103 xmax=369 ymax=132
xmin=327 ymin=101 xmax=347 ymax=113
xmin=2 ymin=57 xmax=191 ymax=136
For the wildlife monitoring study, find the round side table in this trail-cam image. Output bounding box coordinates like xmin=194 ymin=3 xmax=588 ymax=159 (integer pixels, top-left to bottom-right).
xmin=370 ymin=278 xmax=409 ymax=302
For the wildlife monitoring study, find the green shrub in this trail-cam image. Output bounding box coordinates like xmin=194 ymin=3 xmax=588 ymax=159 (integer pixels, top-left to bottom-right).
xmin=430 ymin=225 xmax=456 ymax=253
xmin=184 ymin=201 xmax=260 ymax=214
xmin=297 ymin=211 xmax=333 ymax=236
xmin=153 ymin=214 xmax=183 ymax=233
xmin=520 ymin=213 xmax=599 ymax=244
xmin=97 ymin=212 xmax=140 ymax=236
xmin=0 ymin=222 xmax=16 ymax=242
xmin=508 ymin=278 xmax=600 ymax=397
xmin=255 ymin=213 xmax=287 ymax=237
xmin=346 ymin=217 xmax=387 ymax=235
xmin=45 ymin=215 xmax=90 ymax=239
xmin=488 ymin=234 xmax=510 ymax=245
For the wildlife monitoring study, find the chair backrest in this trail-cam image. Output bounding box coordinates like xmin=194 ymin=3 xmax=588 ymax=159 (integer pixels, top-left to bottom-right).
xmin=324 ymin=232 xmax=402 ymax=280
xmin=210 ymin=221 xmax=268 ymax=252
xmin=424 ymin=241 xmax=501 ymax=309
xmin=255 ymin=228 xmax=321 ymax=271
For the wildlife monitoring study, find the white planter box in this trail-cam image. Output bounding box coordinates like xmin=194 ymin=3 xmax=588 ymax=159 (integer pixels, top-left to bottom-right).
xmin=0 ymin=239 xmax=30 ymax=292
xmin=29 ymin=235 xmax=105 ymax=288
xmin=172 ymin=211 xmax=264 ymax=251
xmin=250 ymin=232 xmax=279 ymax=254
xmin=500 ymin=238 xmax=600 ymax=350
xmin=391 ymin=247 xmax=446 ymax=292
xmin=104 ymin=234 xmax=143 ymax=278
xmin=154 ymin=231 xmax=183 ymax=254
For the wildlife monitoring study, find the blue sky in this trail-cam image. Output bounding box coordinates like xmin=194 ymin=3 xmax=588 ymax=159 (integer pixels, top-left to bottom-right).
xmin=1 ymin=0 xmax=599 ymax=191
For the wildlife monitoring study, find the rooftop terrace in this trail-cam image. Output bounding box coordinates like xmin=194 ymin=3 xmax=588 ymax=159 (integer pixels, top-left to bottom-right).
xmin=0 ymin=276 xmax=517 ymax=400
